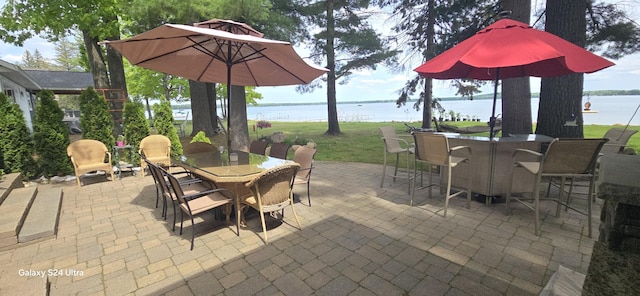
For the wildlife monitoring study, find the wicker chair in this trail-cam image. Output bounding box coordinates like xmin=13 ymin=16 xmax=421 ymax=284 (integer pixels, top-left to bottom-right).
xmin=411 ymin=132 xmax=472 ymax=217
xmin=268 ymin=142 xmax=290 ymax=159
xmin=249 ymin=140 xmax=269 ymax=155
xmin=241 ymin=163 xmax=301 ymax=243
xmin=292 ymin=146 xmax=317 ymax=206
xmin=162 ymin=166 xmax=236 ymax=250
xmin=379 ymin=126 xmax=415 ymax=192
xmin=67 ymin=139 xmax=115 ymax=187
xmin=139 ymin=135 xmax=171 ymax=175
xmin=506 ymin=138 xmax=608 ymax=237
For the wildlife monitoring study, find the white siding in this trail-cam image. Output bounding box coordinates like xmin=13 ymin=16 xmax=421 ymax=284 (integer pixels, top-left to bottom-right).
xmin=0 ymin=76 xmax=35 ymax=132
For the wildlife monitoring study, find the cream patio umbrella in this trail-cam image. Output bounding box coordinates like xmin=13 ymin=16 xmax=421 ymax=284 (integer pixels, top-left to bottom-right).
xmin=103 ymin=23 xmax=328 ymax=153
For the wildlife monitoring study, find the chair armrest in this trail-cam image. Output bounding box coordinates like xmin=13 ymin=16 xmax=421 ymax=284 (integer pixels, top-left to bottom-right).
xmin=512 ymin=148 xmax=543 ymax=162
xmin=450 ymin=145 xmax=472 ymax=158
xmin=388 ymin=137 xmax=413 ymax=149
xmin=106 ymin=151 xmax=112 ymax=163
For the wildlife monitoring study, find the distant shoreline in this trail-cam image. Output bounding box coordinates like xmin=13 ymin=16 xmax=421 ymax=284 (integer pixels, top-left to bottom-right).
xmin=172 ymin=90 xmax=640 ymax=109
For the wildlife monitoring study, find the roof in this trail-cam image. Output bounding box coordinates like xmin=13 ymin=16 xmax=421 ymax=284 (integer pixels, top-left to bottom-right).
xmin=0 ymin=59 xmax=41 ymax=90
xmin=23 ymin=70 xmax=94 ymax=94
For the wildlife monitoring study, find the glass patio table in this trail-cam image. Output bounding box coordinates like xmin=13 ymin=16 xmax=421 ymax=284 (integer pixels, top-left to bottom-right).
xmin=172 ymin=150 xmax=289 ymax=184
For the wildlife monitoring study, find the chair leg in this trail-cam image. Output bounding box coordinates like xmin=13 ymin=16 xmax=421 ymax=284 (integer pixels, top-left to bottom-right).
xmin=172 ymin=200 xmax=177 ymax=232
xmin=76 ymin=175 xmax=81 ymax=187
xmin=443 ymin=166 xmax=452 ymax=218
xmin=533 ymin=179 xmax=541 ymax=236
xmin=306 ymin=183 xmax=311 ymax=206
xmin=290 ymin=196 xmax=303 ymax=230
xmin=190 ymin=214 xmax=196 ymax=250
xmin=381 ymin=150 xmax=387 ymax=188
xmin=393 ymin=153 xmax=400 ymax=182
xmin=260 ymin=211 xmax=269 ymax=244
xmin=179 ymin=210 xmax=184 ymax=234
xmin=587 ymin=178 xmax=594 ymax=238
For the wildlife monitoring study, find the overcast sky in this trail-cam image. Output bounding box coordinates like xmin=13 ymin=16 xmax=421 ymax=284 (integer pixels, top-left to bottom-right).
xmin=0 ymin=1 xmax=638 ymax=104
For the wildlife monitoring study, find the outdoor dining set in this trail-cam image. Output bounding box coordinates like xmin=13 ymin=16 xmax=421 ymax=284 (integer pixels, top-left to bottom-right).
xmin=379 ymin=126 xmax=638 ymax=238
xmin=66 ymin=135 xmax=318 ymax=250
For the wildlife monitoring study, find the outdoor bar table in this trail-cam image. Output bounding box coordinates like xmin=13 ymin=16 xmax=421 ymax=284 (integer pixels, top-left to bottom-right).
xmin=442 ymin=133 xmax=555 ymax=205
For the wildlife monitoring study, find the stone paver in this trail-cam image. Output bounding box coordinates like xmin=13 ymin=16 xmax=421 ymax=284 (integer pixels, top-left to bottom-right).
xmin=0 ymin=161 xmax=601 ymax=295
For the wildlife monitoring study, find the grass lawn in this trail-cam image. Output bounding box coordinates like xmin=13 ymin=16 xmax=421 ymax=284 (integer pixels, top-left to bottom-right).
xmin=180 ymin=121 xmax=640 ymax=166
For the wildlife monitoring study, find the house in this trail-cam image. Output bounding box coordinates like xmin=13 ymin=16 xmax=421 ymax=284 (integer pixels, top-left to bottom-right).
xmin=0 ymin=59 xmax=94 ymax=131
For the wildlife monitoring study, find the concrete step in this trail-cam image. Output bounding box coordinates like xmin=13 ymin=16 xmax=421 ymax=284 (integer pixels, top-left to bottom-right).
xmin=0 ymin=172 xmax=23 ymax=205
xmin=0 ymin=187 xmax=37 ymax=248
xmin=19 ymin=188 xmax=63 ymax=243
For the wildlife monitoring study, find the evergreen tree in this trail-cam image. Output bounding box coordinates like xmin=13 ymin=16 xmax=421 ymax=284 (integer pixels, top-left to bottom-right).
xmin=0 ymin=93 xmax=37 ymax=179
xmin=33 ymin=90 xmax=73 ymax=177
xmin=79 ymin=87 xmax=115 ymax=148
xmin=294 ymin=0 xmax=397 ymax=135
xmin=123 ymin=100 xmax=150 ymax=166
xmin=380 ymin=0 xmax=499 ymax=128
xmin=152 ymin=100 xmax=183 ymax=158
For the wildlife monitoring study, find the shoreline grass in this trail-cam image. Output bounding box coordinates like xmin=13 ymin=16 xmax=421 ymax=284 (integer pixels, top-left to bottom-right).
xmin=181 ymin=121 xmax=640 ymax=166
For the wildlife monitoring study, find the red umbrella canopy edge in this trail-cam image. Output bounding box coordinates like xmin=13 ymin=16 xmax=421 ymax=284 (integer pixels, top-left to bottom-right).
xmin=414 ymin=19 xmax=615 ymax=80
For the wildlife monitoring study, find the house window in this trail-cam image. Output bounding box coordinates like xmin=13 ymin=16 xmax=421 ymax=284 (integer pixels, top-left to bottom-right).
xmin=4 ymin=89 xmax=15 ymax=103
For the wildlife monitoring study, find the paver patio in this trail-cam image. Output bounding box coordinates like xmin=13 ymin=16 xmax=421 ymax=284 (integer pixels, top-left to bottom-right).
xmin=0 ymin=161 xmax=598 ymax=295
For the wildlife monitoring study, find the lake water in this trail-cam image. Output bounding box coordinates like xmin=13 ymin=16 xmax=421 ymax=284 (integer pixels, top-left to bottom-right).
xmin=243 ymin=95 xmax=640 ymax=126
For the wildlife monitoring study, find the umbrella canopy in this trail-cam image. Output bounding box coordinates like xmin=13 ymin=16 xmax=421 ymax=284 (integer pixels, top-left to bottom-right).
xmin=194 ymin=18 xmax=264 ymax=37
xmin=105 ymin=24 xmax=327 ymax=87
xmin=414 ymin=18 xmax=614 ymax=138
xmin=104 ymin=23 xmax=327 ymax=153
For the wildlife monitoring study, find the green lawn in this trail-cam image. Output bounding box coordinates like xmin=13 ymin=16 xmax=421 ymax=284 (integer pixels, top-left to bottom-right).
xmin=181 ymin=121 xmax=640 ymax=166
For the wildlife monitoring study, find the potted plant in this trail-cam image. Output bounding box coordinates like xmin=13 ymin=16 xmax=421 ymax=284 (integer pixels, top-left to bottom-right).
xmin=117 ymin=135 xmax=125 ymax=147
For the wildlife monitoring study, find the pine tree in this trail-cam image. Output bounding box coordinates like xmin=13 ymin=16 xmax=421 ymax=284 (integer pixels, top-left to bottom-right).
xmin=152 ymin=100 xmax=183 ymax=158
xmin=0 ymin=93 xmax=37 ymax=179
xmin=123 ymin=100 xmax=150 ymax=165
xmin=33 ymin=90 xmax=73 ymax=177
xmin=79 ymin=87 xmax=115 ymax=148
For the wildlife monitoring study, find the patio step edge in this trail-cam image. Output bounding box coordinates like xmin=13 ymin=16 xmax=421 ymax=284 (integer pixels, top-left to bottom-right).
xmin=0 ymin=173 xmax=23 ymax=205
xmin=19 ymin=187 xmax=63 ymax=243
xmin=0 ymin=186 xmax=37 ymax=248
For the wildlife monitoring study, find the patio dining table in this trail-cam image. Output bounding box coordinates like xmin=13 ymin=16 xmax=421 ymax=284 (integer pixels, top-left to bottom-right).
xmin=172 ymin=150 xmax=291 ymax=227
xmin=441 ymin=133 xmax=555 ymax=205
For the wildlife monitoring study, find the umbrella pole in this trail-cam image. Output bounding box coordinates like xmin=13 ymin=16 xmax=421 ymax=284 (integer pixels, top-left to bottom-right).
xmin=489 ymin=68 xmax=500 ymax=139
xmin=226 ymin=62 xmax=232 ymax=160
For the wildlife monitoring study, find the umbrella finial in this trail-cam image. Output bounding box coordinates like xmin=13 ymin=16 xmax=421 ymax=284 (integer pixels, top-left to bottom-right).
xmin=498 ymin=10 xmax=512 ymax=19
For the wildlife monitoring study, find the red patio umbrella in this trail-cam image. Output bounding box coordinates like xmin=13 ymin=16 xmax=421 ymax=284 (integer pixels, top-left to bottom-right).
xmin=414 ymin=18 xmax=615 ymax=138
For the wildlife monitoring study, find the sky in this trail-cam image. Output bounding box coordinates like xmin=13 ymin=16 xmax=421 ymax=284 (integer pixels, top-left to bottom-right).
xmin=0 ymin=1 xmax=638 ymax=105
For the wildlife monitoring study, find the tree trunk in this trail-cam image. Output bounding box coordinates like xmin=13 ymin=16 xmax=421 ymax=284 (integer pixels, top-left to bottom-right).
xmin=325 ymin=0 xmax=341 ymax=135
xmin=189 ymin=80 xmax=218 ymax=136
xmin=501 ymin=0 xmax=532 ymax=137
xmin=82 ymin=30 xmax=109 ymax=89
xmin=422 ymin=0 xmax=435 ymax=129
xmin=537 ymin=0 xmax=586 ymax=138
xmin=229 ymin=85 xmax=249 ymax=152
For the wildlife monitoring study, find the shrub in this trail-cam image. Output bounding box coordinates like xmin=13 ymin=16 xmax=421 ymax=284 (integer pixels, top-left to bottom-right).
xmin=190 ymin=131 xmax=212 ymax=144
xmin=33 ymin=90 xmax=73 ymax=177
xmin=123 ymin=101 xmax=150 ymax=165
xmin=152 ymin=100 xmax=183 ymax=158
xmin=0 ymin=93 xmax=37 ymax=179
xmin=79 ymin=87 xmax=115 ymax=148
